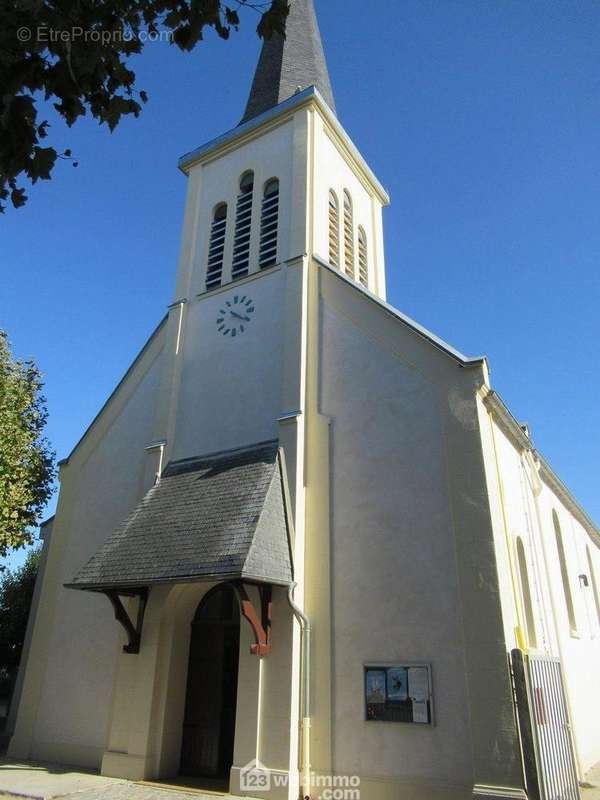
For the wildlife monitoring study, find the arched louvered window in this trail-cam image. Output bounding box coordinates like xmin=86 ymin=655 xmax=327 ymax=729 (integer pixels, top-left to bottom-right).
xmin=343 ymin=190 xmax=355 ymax=279
xmin=586 ymin=546 xmax=600 ymax=626
xmin=516 ymin=537 xmax=538 ymax=648
xmin=259 ymin=178 xmax=279 ymax=269
xmin=358 ymin=226 xmax=368 ymax=288
xmin=328 ymin=190 xmax=340 ymax=268
xmin=206 ymin=202 xmax=227 ymax=291
xmin=553 ymin=510 xmax=577 ymax=633
xmin=232 ymin=171 xmax=254 ymax=280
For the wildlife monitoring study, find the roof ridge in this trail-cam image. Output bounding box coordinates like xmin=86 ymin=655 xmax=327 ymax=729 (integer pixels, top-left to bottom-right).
xmin=163 ymin=439 xmax=279 ymax=476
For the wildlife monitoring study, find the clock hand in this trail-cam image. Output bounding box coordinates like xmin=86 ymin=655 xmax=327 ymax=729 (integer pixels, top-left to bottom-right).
xmin=230 ymin=310 xmax=250 ymax=322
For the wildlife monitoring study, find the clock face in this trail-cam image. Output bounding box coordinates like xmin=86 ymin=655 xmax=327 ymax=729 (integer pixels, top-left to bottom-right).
xmin=216 ymin=295 xmax=255 ymax=337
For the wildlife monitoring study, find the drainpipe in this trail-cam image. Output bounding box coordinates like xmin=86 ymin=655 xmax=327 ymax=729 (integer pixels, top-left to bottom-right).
xmin=287 ymin=582 xmax=311 ymax=800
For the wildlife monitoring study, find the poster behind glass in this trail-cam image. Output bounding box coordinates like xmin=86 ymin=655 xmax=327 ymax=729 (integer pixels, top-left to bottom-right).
xmin=364 ymin=664 xmax=432 ymax=724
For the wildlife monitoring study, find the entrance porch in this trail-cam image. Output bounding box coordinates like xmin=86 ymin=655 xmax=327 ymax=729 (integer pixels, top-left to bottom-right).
xmin=62 ymin=443 xmax=300 ymax=799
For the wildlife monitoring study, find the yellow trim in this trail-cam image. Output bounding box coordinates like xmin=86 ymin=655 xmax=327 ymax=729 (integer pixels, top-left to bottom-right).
xmin=487 ymin=404 xmax=527 ymax=650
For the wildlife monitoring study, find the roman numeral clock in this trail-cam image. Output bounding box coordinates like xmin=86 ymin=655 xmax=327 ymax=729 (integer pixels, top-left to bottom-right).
xmin=216 ymin=295 xmax=255 ymax=337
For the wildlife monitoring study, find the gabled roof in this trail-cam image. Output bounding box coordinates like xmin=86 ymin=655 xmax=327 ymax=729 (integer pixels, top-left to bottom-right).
xmin=67 ymin=441 xmax=293 ymax=591
xmin=483 ymin=390 xmax=600 ymax=545
xmin=317 ymin=257 xmax=486 ymax=367
xmin=241 ymin=0 xmax=335 ymax=124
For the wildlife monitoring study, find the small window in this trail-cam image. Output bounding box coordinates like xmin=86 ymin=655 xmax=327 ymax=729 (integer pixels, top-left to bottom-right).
xmin=517 ymin=537 xmax=538 ymax=648
xmin=358 ymin=226 xmax=368 ymax=287
xmin=328 ymin=190 xmax=340 ymax=268
xmin=343 ymin=190 xmax=355 ymax=279
xmin=232 ymin=171 xmax=254 ymax=281
xmin=553 ymin=510 xmax=577 ymax=633
xmin=206 ymin=202 xmax=227 ymax=291
xmin=587 ymin=546 xmax=600 ymax=626
xmin=259 ymin=178 xmax=279 ymax=270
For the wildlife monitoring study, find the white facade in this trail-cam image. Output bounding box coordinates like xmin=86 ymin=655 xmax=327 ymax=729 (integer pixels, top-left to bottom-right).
xmin=9 ymin=54 xmax=599 ymax=800
xmin=479 ymin=392 xmax=600 ymax=775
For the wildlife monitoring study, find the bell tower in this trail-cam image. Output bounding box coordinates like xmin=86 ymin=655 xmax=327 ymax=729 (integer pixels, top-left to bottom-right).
xmin=172 ymin=0 xmax=388 ymax=313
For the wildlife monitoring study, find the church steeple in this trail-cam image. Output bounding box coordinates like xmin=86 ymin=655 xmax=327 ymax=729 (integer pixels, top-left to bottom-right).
xmin=241 ymin=0 xmax=336 ymax=124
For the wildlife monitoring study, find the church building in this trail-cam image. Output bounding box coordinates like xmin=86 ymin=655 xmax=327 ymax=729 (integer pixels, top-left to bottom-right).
xmin=9 ymin=2 xmax=600 ymax=799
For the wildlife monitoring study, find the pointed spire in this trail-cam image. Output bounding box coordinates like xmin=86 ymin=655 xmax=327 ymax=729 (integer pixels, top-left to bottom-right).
xmin=241 ymin=0 xmax=336 ymax=125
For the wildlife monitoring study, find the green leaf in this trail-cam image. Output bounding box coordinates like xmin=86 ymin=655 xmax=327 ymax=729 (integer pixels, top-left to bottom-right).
xmin=28 ymin=147 xmax=57 ymax=184
xmin=0 ymin=0 xmax=290 ymax=210
xmin=10 ymin=187 xmax=27 ymax=208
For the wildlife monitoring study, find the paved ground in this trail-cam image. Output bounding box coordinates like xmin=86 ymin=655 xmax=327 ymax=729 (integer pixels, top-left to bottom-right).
xmin=0 ymin=757 xmax=599 ymax=800
xmin=0 ymin=760 xmax=245 ymax=800
xmin=582 ymin=761 xmax=600 ymax=800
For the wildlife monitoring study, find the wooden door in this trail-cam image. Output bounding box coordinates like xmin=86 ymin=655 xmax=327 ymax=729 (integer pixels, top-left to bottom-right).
xmin=180 ymin=586 xmax=240 ymax=778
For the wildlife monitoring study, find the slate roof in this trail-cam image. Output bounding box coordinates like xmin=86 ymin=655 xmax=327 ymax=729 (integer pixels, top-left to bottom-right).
xmin=67 ymin=441 xmax=293 ymax=591
xmin=241 ymin=0 xmax=336 ymax=124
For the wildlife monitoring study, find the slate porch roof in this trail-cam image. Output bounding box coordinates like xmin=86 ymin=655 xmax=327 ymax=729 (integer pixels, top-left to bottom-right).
xmin=67 ymin=441 xmax=293 ymax=591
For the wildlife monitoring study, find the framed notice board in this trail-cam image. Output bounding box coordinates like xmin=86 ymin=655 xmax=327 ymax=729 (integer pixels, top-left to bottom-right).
xmin=364 ymin=663 xmax=433 ymax=725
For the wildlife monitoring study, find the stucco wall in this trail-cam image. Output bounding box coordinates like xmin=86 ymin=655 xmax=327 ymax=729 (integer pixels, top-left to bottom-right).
xmin=480 ymin=409 xmax=600 ymax=773
xmin=171 ymin=269 xmax=286 ymax=461
xmin=311 ymin=114 xmax=386 ymax=298
xmin=319 ymin=297 xmax=472 ymax=790
xmin=316 ymin=265 xmax=524 ymax=797
xmin=9 ymin=326 xmax=166 ymax=768
xmin=543 ymin=493 xmax=600 ymax=773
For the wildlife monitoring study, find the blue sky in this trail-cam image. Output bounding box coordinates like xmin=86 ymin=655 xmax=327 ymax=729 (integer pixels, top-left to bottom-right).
xmin=2 ymin=0 xmax=599 ymax=570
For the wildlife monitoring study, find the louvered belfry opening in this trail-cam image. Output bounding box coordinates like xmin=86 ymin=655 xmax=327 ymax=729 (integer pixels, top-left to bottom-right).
xmin=358 ymin=226 xmax=368 ymax=288
xmin=232 ymin=171 xmax=254 ymax=281
xmin=343 ymin=190 xmax=355 ymax=279
xmin=259 ymin=178 xmax=280 ymax=269
xmin=206 ymin=203 xmax=228 ymax=291
xmin=329 ymin=190 xmax=340 ymax=268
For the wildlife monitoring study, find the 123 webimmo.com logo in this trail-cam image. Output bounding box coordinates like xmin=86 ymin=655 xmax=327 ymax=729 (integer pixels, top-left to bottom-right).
xmin=240 ymin=759 xmax=360 ymax=799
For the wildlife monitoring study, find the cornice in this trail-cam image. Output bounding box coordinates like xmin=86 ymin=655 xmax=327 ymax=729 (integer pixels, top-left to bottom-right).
xmin=483 ymin=388 xmax=600 ymax=545
xmin=178 ymin=86 xmax=390 ymax=206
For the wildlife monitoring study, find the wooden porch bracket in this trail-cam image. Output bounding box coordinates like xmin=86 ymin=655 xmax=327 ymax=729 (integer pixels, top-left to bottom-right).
xmin=105 ymin=588 xmax=148 ymax=654
xmin=232 ymin=582 xmax=273 ymax=656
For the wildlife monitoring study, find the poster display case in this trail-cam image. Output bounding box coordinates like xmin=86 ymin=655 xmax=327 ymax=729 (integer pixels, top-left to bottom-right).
xmin=364 ymin=663 xmax=433 ymax=724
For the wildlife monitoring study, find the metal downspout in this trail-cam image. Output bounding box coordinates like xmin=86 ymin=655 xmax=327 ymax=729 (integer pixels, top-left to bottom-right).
xmin=288 ymin=582 xmax=311 ymax=800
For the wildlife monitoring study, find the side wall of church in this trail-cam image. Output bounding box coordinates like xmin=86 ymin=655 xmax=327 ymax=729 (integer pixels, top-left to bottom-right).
xmin=316 ymin=264 xmax=524 ymax=799
xmin=478 ymin=407 xmax=600 ymax=775
xmin=8 ymin=323 xmax=167 ymax=769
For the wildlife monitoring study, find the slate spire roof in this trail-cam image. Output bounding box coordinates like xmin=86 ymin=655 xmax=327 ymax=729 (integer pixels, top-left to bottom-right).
xmin=241 ymin=0 xmax=336 ymax=124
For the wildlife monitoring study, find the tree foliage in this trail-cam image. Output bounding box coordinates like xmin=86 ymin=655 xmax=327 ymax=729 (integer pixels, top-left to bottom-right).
xmin=0 ymin=0 xmax=289 ymax=212
xmin=0 ymin=547 xmax=41 ymax=679
xmin=0 ymin=332 xmax=54 ymax=559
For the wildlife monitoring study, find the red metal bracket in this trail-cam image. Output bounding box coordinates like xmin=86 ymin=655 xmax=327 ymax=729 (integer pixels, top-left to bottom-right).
xmin=232 ymin=583 xmax=272 ymax=656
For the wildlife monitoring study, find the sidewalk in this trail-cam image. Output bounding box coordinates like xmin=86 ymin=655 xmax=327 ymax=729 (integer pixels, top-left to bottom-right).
xmin=0 ymin=760 xmax=243 ymax=800
xmin=583 ymin=762 xmax=600 ymax=800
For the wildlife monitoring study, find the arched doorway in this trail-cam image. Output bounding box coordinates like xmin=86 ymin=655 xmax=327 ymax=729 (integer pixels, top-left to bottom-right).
xmin=180 ymin=584 xmax=240 ymax=783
